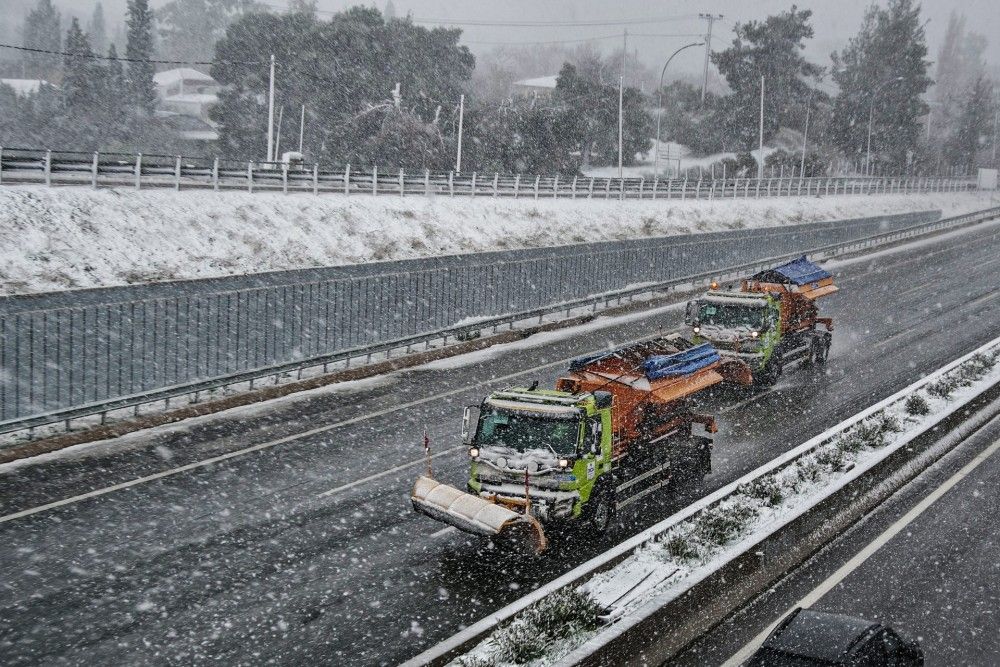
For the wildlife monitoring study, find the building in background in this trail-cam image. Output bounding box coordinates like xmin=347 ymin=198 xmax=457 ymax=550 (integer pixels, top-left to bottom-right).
xmin=512 ymin=75 xmax=558 ymax=99
xmin=153 ymin=68 xmax=220 ymax=142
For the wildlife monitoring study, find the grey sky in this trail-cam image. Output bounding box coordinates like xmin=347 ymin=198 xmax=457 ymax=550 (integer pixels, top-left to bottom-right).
xmin=4 ymin=1 xmax=997 ymax=84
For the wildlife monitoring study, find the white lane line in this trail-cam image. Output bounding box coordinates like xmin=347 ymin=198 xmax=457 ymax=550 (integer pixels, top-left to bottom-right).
xmin=317 ymin=446 xmax=465 ymax=498
xmin=0 ymin=329 xmax=680 ymax=524
xmin=721 ymin=436 xmax=1000 ymax=667
xmin=430 ymin=526 xmax=457 ymax=538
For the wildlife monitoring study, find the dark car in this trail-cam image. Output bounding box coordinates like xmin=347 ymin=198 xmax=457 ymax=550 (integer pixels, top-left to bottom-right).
xmin=747 ymin=608 xmax=924 ymax=666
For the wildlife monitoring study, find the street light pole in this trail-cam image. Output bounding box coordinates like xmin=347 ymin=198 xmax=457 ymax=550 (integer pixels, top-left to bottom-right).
xmin=800 ymin=88 xmax=813 ymax=177
xmin=865 ymin=76 xmax=904 ymax=176
xmin=266 ymin=54 xmax=275 ymax=163
xmin=618 ymin=76 xmax=624 ymax=178
xmin=654 ymin=42 xmax=703 ymax=176
xmin=456 ymin=93 xmax=465 ymax=172
xmin=758 ymin=74 xmax=765 ymax=180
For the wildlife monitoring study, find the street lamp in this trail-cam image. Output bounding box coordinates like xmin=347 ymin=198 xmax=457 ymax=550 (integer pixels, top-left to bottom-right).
xmin=654 ymin=42 xmax=704 ymax=176
xmin=866 ymin=76 xmax=905 ymax=176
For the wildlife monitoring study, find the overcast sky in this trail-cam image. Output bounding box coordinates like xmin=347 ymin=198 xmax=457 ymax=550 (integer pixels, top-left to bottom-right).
xmin=6 ymin=1 xmax=998 ymax=84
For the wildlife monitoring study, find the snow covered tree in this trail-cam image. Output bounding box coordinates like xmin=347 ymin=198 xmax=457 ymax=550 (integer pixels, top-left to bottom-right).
xmin=20 ymin=0 xmax=61 ymax=80
xmin=158 ymin=0 xmax=261 ymax=64
xmin=829 ymin=0 xmax=931 ymax=173
xmin=125 ymin=0 xmax=157 ymax=116
xmin=61 ymin=18 xmax=101 ymax=111
xmin=931 ymin=13 xmax=987 ymax=151
xmin=88 ymin=2 xmax=108 ymax=55
xmin=945 ymin=76 xmax=994 ymax=172
xmin=710 ymin=7 xmax=821 ymax=152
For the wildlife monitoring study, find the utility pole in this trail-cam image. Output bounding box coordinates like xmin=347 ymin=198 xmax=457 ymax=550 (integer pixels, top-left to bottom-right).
xmin=800 ymin=89 xmax=813 ymax=177
xmin=298 ymin=104 xmax=306 ymax=153
xmin=758 ymin=75 xmax=765 ymax=180
xmin=266 ymin=54 xmax=275 ymax=163
xmin=698 ymin=14 xmax=722 ymax=106
xmin=618 ymin=75 xmax=624 ymax=178
xmin=654 ymin=41 xmax=704 ymax=175
xmin=455 ymin=94 xmax=465 ymax=172
xmin=993 ymin=107 xmax=999 ymax=165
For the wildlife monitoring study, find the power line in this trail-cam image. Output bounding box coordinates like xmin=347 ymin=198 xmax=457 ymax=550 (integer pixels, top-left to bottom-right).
xmin=464 ymin=32 xmax=704 ymax=46
xmin=0 ymin=43 xmax=262 ymax=66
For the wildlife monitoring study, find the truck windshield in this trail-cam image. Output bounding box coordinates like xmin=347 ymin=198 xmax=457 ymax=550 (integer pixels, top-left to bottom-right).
xmin=475 ymin=409 xmax=580 ymax=456
xmin=699 ymin=302 xmax=766 ymax=329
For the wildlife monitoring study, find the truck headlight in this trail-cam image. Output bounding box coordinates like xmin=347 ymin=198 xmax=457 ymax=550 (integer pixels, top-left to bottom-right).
xmin=469 ymin=447 xmax=479 ymax=458
xmin=693 ymin=325 xmax=701 ymax=334
xmin=558 ymin=458 xmax=571 ymax=469
xmin=751 ymin=330 xmax=759 ymax=338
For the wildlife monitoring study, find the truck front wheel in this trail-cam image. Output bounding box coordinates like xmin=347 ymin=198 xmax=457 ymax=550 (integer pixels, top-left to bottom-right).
xmin=813 ymin=335 xmax=832 ymax=364
xmin=586 ymin=486 xmax=615 ymax=535
xmin=757 ymin=352 xmax=783 ymax=386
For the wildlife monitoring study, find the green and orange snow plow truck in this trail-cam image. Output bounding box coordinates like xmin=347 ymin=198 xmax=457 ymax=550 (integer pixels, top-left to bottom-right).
xmin=410 ymin=335 xmax=750 ymax=552
xmin=685 ymin=256 xmax=839 ymax=386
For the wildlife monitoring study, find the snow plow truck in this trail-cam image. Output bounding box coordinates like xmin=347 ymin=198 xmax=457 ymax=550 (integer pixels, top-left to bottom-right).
xmin=685 ymin=256 xmax=838 ymax=385
xmin=410 ymin=334 xmax=750 ymax=552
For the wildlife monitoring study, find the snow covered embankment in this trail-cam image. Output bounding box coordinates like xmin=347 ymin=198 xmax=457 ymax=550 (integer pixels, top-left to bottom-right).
xmin=1 ymin=185 xmax=996 ymax=295
xmin=445 ymin=338 xmax=1000 ymax=667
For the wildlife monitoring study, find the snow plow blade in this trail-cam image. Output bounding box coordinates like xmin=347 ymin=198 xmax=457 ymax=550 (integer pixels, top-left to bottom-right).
xmin=411 ymin=476 xmax=547 ymax=552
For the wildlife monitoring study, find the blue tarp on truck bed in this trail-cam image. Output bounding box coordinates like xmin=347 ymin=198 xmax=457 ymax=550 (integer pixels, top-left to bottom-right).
xmin=750 ymin=256 xmax=831 ymax=285
xmin=642 ymin=343 xmax=721 ymax=380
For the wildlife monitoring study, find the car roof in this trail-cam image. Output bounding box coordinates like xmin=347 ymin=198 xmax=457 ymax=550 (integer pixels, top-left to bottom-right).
xmin=765 ymin=609 xmax=882 ymax=663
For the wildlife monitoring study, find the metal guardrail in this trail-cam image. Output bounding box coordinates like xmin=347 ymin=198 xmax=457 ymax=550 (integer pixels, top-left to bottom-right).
xmin=0 ymin=146 xmax=978 ymax=199
xmin=405 ymin=333 xmax=1000 ymax=667
xmin=1 ymin=206 xmax=997 ymax=441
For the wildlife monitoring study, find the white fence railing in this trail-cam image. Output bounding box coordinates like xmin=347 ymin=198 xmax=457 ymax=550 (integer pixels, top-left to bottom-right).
xmin=0 ymin=146 xmax=978 ymax=200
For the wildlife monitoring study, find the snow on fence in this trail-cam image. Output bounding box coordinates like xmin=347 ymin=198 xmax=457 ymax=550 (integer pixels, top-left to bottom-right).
xmin=0 ymin=146 xmax=978 ymax=200
xmin=409 ymin=335 xmax=1000 ymax=667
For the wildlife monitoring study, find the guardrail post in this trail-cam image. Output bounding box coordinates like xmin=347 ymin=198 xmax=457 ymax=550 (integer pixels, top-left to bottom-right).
xmin=425 ymin=169 xmax=430 ymax=196
xmin=709 ymin=179 xmax=715 ymax=200
xmin=174 ymin=155 xmax=182 ymax=190
xmin=605 ymin=178 xmax=611 ymax=199
xmin=534 ymin=174 xmax=540 ymax=199
xmin=212 ymin=157 xmax=219 ymax=191
xmin=282 ymin=162 xmax=289 ymax=194
xmin=372 ymin=165 xmax=378 ymax=195
xmin=493 ymin=172 xmax=499 ymax=197
xmin=755 ymin=177 xmax=761 ymax=198
xmin=448 ymin=170 xmax=454 ymax=196
xmin=313 ymin=163 xmax=319 ymax=195
xmin=552 ymin=174 xmax=559 ymax=198
xmin=0 ymin=146 xmax=3 ymax=184
xmin=691 ymin=178 xmax=696 ymax=200
xmin=344 ymin=163 xmax=351 ymax=194
xmin=91 ymin=151 xmax=99 ymax=189
xmin=652 ymin=177 xmax=658 ymax=200
xmin=571 ymin=175 xmax=577 ymax=198
xmin=620 ymin=178 xmax=625 ymax=200
xmin=471 ymin=171 xmax=477 ymax=197
xmin=638 ymin=177 xmax=644 ymax=199
xmin=514 ymin=173 xmax=520 ymax=198
xmin=44 ymin=149 xmax=52 ymax=186
xmin=134 ymin=152 xmax=142 ymax=190
xmin=399 ymin=168 xmax=405 ymax=196
xmin=588 ymin=177 xmax=594 ymax=198
xmin=247 ymin=161 xmax=254 ymax=193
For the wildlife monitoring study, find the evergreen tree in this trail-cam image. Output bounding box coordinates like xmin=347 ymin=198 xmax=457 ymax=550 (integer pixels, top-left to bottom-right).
xmin=710 ymin=7 xmax=821 ymax=152
xmin=830 ymin=0 xmax=931 ymax=172
xmin=125 ymin=0 xmax=157 ymax=115
xmin=88 ymin=2 xmax=108 ymax=55
xmin=946 ymin=76 xmax=994 ymax=171
xmin=158 ymin=0 xmax=261 ymax=64
xmin=62 ymin=18 xmax=100 ymax=111
xmin=931 ymin=12 xmax=987 ymax=148
xmin=21 ymin=0 xmax=61 ymax=80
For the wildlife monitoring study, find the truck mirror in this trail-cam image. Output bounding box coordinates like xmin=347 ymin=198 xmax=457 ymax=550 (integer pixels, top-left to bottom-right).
xmin=462 ymin=406 xmax=480 ymax=445
xmin=684 ymin=301 xmax=697 ymax=326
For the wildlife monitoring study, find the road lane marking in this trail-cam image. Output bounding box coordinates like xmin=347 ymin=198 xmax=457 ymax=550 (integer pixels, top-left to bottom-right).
xmin=317 ymin=446 xmax=466 ymax=498
xmin=430 ymin=526 xmax=457 ymax=538
xmin=0 ymin=328 xmax=681 ymax=524
xmin=721 ymin=436 xmax=1000 ymax=667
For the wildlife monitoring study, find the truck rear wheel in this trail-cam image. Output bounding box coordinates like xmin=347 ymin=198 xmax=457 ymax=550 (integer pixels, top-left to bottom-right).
xmin=813 ymin=335 xmax=831 ymax=364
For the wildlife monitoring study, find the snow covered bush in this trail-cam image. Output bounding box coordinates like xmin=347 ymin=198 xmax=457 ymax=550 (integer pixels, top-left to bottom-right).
xmin=904 ymin=394 xmax=930 ymax=416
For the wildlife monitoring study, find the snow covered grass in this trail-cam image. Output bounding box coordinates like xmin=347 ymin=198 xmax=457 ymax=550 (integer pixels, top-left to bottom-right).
xmin=1 ymin=184 xmax=995 ymax=295
xmin=447 ymin=339 xmax=1000 ymax=667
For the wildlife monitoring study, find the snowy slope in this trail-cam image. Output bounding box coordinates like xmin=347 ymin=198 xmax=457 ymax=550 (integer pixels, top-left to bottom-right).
xmin=0 ymin=185 xmax=995 ymax=295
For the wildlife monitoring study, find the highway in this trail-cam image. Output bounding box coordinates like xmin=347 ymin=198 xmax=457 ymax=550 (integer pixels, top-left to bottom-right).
xmin=0 ymin=219 xmax=999 ymax=666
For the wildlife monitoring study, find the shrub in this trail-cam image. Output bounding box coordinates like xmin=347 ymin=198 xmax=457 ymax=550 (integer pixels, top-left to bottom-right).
xmin=664 ymin=533 xmax=702 ymax=563
xmin=926 ymin=376 xmax=957 ymax=399
xmin=490 ymin=621 xmax=546 ymax=663
xmin=697 ymin=499 xmax=758 ymax=546
xmin=740 ymin=475 xmax=784 ymax=506
xmin=904 ymin=394 xmax=930 ymax=416
xmin=488 ymin=588 xmax=602 ymax=664
xmin=815 ymin=445 xmax=847 ymax=472
xmin=458 ymin=656 xmax=496 ymax=667
xmin=795 ymin=456 xmax=824 ymax=484
xmin=872 ymin=411 xmax=903 ymax=435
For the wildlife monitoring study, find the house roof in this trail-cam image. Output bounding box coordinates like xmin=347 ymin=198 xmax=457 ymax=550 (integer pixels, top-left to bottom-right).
xmin=514 ymin=75 xmax=559 ymax=89
xmin=1 ymin=79 xmax=54 ymax=96
xmin=163 ymin=93 xmax=218 ymax=104
xmin=153 ymin=68 xmax=216 ymax=87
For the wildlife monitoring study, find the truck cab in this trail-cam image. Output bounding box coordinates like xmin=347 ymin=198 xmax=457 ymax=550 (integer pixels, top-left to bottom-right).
xmin=465 ymin=388 xmax=613 ymax=526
